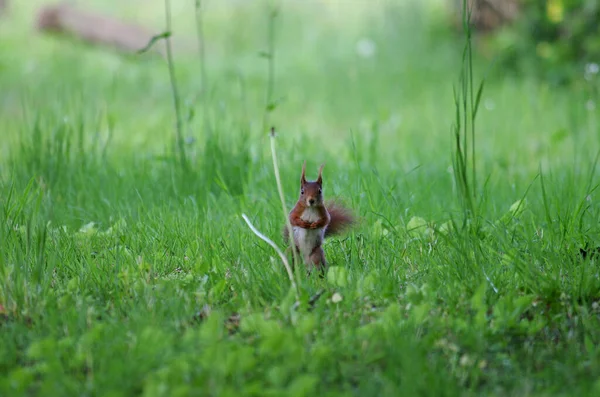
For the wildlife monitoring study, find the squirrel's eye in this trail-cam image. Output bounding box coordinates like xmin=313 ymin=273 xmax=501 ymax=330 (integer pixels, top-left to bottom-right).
xmin=301 ymin=189 xmax=305 ymax=194
xmin=318 ymin=188 xmax=322 ymax=194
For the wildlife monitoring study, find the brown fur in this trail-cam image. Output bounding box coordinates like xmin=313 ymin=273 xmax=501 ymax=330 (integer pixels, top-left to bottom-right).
xmin=282 ymin=201 xmax=354 ymax=242
xmin=282 ymin=162 xmax=355 ymax=272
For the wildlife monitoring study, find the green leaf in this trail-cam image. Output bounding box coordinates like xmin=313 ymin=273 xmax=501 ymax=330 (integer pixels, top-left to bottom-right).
xmin=551 ymin=128 xmax=568 ymax=143
xmin=138 ymin=31 xmax=172 ymax=54
xmin=472 ymin=80 xmax=486 ymax=120
xmin=509 ymin=198 xmax=527 ymax=218
xmin=287 ymin=374 xmax=319 ymax=397
xmin=585 ymin=334 xmax=595 ymax=355
xmin=326 ymin=266 xmax=348 ymax=288
xmin=407 ymin=216 xmax=428 ymax=237
xmin=295 ymin=313 xmax=317 ymax=337
xmin=470 ymin=282 xmax=488 ymax=328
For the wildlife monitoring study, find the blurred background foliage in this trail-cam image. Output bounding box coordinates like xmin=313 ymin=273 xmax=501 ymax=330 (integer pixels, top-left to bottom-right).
xmin=453 ymin=0 xmax=600 ymax=86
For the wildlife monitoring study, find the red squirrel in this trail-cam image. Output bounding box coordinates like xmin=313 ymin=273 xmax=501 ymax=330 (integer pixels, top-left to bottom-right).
xmin=283 ymin=161 xmax=354 ymax=273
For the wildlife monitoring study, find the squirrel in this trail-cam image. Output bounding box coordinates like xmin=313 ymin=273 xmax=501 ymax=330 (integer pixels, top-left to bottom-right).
xmin=283 ymin=161 xmax=355 ymax=273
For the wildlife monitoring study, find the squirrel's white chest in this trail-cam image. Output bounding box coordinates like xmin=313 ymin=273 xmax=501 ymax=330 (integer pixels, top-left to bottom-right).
xmin=299 ymin=207 xmax=321 ymax=223
xmin=292 ymin=207 xmax=325 ymax=260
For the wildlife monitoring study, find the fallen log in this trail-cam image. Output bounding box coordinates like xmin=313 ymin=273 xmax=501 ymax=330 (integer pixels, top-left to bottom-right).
xmin=36 ymin=2 xmax=166 ymax=58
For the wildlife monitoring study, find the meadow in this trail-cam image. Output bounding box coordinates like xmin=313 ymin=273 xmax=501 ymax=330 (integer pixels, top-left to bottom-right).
xmin=1 ymin=0 xmax=600 ymax=395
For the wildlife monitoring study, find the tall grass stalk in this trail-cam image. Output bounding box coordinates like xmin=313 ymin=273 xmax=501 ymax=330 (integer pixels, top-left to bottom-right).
xmin=241 ymin=4 xmax=301 ymax=301
xmin=241 ymin=214 xmax=299 ymax=300
xmin=164 ymin=0 xmax=188 ymax=172
xmin=261 ymin=6 xmax=279 ymax=133
xmin=452 ymin=0 xmax=485 ymax=224
xmin=270 ymin=127 xmax=300 ymax=275
xmin=259 ymin=5 xmax=300 ymax=272
xmin=138 ymin=2 xmax=190 ymax=173
xmin=194 ymin=0 xmax=208 ymax=113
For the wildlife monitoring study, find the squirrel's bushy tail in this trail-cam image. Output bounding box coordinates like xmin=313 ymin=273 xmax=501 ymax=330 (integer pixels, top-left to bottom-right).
xmin=324 ymin=200 xmax=355 ymax=238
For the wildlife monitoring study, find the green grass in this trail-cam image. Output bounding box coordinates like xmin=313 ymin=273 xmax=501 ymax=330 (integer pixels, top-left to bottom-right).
xmin=2 ymin=0 xmax=600 ymax=395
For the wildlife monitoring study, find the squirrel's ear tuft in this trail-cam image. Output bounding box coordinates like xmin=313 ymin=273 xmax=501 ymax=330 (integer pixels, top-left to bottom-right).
xmin=301 ymin=160 xmax=307 ymax=184
xmin=317 ymin=163 xmax=325 ymax=184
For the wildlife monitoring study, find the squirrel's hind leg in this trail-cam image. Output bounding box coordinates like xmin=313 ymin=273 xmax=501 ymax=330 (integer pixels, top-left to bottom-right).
xmin=308 ymin=246 xmax=327 ymax=278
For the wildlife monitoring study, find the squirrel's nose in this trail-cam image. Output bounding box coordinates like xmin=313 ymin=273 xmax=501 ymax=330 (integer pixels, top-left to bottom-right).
xmin=308 ymin=198 xmax=315 ymax=205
